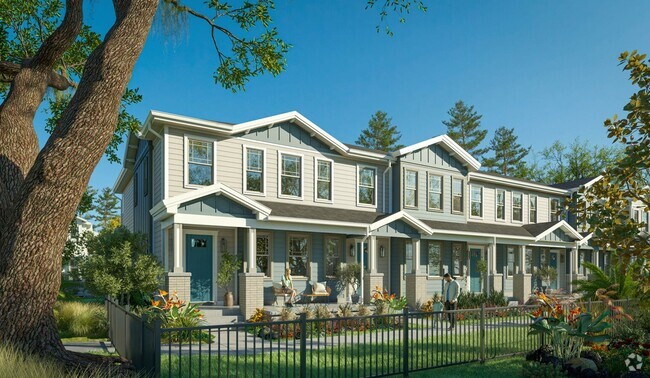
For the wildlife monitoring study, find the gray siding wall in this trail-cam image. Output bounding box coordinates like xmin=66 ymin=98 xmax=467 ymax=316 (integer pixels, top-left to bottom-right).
xmin=165 ymin=125 xmax=387 ymax=212
xmin=153 ymin=137 xmax=163 ymax=204
xmin=372 ymin=220 xmax=419 ymax=238
xmin=132 ymin=140 xmax=153 ymax=252
xmin=121 ymin=179 xmax=134 ymax=231
xmin=541 ymin=229 xmax=573 ymax=242
xmin=238 ymin=122 xmax=332 ymax=153
xmin=178 ymin=195 xmax=255 ymax=218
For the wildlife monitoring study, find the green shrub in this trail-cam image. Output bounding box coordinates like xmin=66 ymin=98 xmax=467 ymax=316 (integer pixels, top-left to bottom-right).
xmin=54 ymin=301 xmax=108 ymax=339
xmin=457 ymin=290 xmax=507 ymax=309
xmin=522 ymin=361 xmax=568 ymax=378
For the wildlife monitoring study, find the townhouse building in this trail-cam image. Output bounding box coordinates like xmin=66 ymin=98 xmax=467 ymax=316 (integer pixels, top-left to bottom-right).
xmin=114 ymin=110 xmax=612 ymax=317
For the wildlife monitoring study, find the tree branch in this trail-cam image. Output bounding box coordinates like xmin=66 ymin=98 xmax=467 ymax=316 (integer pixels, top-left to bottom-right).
xmin=0 ymin=61 xmax=75 ymax=90
xmin=31 ymin=0 xmax=84 ymax=68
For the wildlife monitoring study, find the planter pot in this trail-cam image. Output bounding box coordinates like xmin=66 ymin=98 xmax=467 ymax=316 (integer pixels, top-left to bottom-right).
xmin=224 ymin=291 xmax=234 ymax=307
xmin=351 ymin=293 xmax=360 ymax=304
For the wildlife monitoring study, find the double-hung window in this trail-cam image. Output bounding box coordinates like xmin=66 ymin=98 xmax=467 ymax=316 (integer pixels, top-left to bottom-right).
xmin=404 ymin=170 xmax=418 ymax=208
xmin=288 ymin=235 xmax=309 ymax=277
xmin=324 ymin=237 xmax=340 ymax=278
xmin=525 ymin=248 xmax=533 ymax=274
xmin=316 ymin=159 xmax=332 ymax=201
xmin=496 ymin=189 xmax=506 ymax=220
xmin=452 ymin=178 xmax=464 ymax=213
xmin=428 ymin=242 xmax=442 ymax=276
xmin=452 ymin=243 xmax=464 ymax=276
xmin=187 ymin=138 xmax=214 ymax=186
xmin=427 ymin=174 xmax=442 ymax=211
xmin=256 ymin=233 xmax=270 ymax=277
xmin=470 ymin=186 xmax=482 ymax=217
xmin=245 ymin=148 xmax=264 ymax=194
xmin=513 ymin=192 xmax=523 ymax=222
xmin=280 ymin=153 xmax=302 ymax=198
xmin=529 ymin=195 xmax=537 ymax=223
xmin=550 ymin=198 xmax=561 ymax=222
xmin=507 ymin=246 xmax=515 ymax=276
xmin=358 ymin=166 xmax=376 ymax=206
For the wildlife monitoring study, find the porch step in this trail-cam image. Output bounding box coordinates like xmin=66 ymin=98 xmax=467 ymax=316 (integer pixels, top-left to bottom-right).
xmin=199 ymin=305 xmax=244 ymax=325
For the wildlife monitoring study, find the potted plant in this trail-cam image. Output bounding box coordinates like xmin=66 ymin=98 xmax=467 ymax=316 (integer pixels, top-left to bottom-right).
xmin=216 ymin=250 xmax=241 ymax=307
xmin=336 ymin=263 xmax=360 ymax=303
xmin=534 ymin=265 xmax=558 ymax=294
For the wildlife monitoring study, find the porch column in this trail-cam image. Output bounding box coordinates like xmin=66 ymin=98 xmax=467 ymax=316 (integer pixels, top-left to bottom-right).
xmin=364 ymin=235 xmax=384 ymax=304
xmin=489 ymin=240 xmax=502 ymax=294
xmin=568 ymin=245 xmax=578 ymax=294
xmin=513 ymin=245 xmax=531 ymax=303
xmin=593 ymin=249 xmax=600 ymax=270
xmin=405 ymin=238 xmax=427 ymax=309
xmin=247 ymin=228 xmax=257 ymax=273
xmin=413 ymin=238 xmax=421 ymax=273
xmin=167 ymin=223 xmax=191 ymax=303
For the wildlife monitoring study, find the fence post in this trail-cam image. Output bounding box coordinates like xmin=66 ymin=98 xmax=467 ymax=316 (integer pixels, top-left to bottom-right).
xmin=479 ymin=303 xmax=485 ymax=363
xmin=403 ymin=307 xmax=409 ymax=377
xmin=300 ymin=312 xmax=307 ymax=378
xmin=588 ymin=299 xmax=592 ymax=313
xmin=153 ymin=318 xmax=162 ymax=378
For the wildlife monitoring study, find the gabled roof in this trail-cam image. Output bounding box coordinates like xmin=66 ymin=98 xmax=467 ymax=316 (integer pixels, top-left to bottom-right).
xmin=389 ymin=135 xmax=482 ymax=171
xmin=469 ymin=171 xmax=569 ymax=195
xmin=259 ymin=200 xmax=380 ymax=225
xmin=523 ymin=220 xmax=583 ymax=242
xmin=150 ymin=183 xmax=272 ymax=221
xmin=550 ymin=176 xmax=603 ymax=190
xmin=369 ymin=211 xmax=434 ymax=235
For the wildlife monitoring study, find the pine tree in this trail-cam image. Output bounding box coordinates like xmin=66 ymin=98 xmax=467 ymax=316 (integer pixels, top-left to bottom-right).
xmin=442 ymin=100 xmax=489 ymax=158
xmin=91 ymin=187 xmax=121 ymax=230
xmin=356 ymin=110 xmax=404 ymax=151
xmin=482 ymin=127 xmax=531 ymax=176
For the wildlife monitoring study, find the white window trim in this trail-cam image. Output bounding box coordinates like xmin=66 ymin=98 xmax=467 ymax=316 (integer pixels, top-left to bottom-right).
xmin=550 ymin=197 xmax=561 ymax=222
xmin=277 ymin=151 xmax=304 ymax=200
xmin=256 ymin=231 xmax=272 ymax=278
xmin=451 ymin=178 xmax=464 ymax=214
xmin=403 ymin=169 xmax=418 ymax=209
xmin=469 ymin=185 xmax=483 ymax=219
xmin=183 ymin=134 xmax=217 ymax=189
xmin=495 ymin=189 xmax=506 ymax=222
xmin=512 ymin=191 xmax=524 ymax=223
xmin=506 ymin=246 xmax=515 ymax=277
xmin=427 ymin=241 xmax=443 ymax=277
xmin=426 ymin=172 xmax=443 ymax=212
xmin=356 ymin=164 xmax=378 ymax=208
xmin=242 ymin=145 xmax=267 ymax=196
xmin=287 ymin=233 xmax=311 ymax=279
xmin=529 ymin=194 xmax=538 ymax=224
xmin=324 ymin=235 xmax=342 ymax=279
xmin=314 ymin=157 xmax=334 ymax=203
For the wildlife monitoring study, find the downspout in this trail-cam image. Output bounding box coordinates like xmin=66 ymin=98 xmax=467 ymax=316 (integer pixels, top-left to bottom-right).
xmin=382 ymin=161 xmax=392 ymax=213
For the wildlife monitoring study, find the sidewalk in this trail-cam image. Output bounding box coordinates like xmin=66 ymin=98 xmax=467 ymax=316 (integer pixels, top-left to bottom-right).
xmin=64 ymin=341 xmax=115 ymax=354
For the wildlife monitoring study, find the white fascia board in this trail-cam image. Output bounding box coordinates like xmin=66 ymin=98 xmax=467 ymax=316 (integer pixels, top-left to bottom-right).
xmin=573 ymin=176 xmax=604 ymax=193
xmin=423 ymin=228 xmax=536 ymax=241
xmin=265 ymin=215 xmax=370 ymax=229
xmin=578 ymin=233 xmax=593 ymax=246
xmin=534 ymin=220 xmax=583 ymax=242
xmin=469 ymin=172 xmax=569 ymax=195
xmin=369 ymin=211 xmax=434 ymax=235
xmin=113 ymin=168 xmax=130 ymax=194
xmin=390 ymin=135 xmax=481 ymax=171
xmin=149 ymin=110 xmax=234 ymax=132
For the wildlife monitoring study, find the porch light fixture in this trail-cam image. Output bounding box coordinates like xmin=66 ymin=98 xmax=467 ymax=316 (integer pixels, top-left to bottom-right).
xmin=350 ymin=244 xmax=355 ymax=256
xmin=221 ymin=237 xmax=227 ymax=252
xmin=379 ymin=245 xmax=385 ymax=258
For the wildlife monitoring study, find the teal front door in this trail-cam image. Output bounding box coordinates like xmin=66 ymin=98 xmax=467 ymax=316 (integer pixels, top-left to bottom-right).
xmin=186 ymin=234 xmax=213 ymax=302
xmin=469 ymin=248 xmax=482 ymax=292
xmin=549 ymin=252 xmax=558 ymax=290
xmin=356 ymin=242 xmax=368 ymax=296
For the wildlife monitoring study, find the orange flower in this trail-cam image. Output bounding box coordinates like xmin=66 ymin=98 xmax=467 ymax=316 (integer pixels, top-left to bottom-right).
xmin=152 ymin=299 xmax=161 ymax=307
xmin=159 ymin=289 xmax=168 ymax=297
xmin=531 ymin=308 xmax=543 ymax=318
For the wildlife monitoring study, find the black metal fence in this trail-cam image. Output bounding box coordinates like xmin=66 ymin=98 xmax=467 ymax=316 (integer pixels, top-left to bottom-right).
xmin=105 ymin=298 xmax=635 ymax=378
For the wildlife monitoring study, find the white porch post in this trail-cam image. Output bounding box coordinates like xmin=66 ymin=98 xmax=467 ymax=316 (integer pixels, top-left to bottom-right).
xmin=518 ymin=245 xmax=526 ymax=274
xmin=369 ymin=236 xmax=378 ymax=274
xmin=413 ymin=239 xmax=421 ymax=273
xmin=247 ymin=228 xmax=256 ymax=273
xmin=593 ymin=250 xmax=600 ymax=270
xmin=173 ymin=223 xmax=183 ymax=272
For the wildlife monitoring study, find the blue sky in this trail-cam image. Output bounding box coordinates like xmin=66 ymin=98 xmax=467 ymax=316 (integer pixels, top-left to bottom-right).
xmin=34 ymin=0 xmax=650 ymax=192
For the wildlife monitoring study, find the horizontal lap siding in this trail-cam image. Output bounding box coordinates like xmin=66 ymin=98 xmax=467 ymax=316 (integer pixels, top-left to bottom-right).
xmin=167 ymin=128 xmax=186 ymax=197
xmin=122 ymin=180 xmax=134 ymax=231
xmin=153 ymin=138 xmax=162 ymax=203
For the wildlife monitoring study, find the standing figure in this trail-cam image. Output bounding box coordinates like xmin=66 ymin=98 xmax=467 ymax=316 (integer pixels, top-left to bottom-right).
xmin=443 ymin=273 xmax=460 ymax=330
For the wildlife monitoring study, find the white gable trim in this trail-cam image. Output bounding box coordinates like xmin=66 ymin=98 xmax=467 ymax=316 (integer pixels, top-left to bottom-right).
xmin=470 ymin=172 xmax=569 ymax=195
xmin=533 ymin=221 xmax=583 ymax=242
xmin=390 ymin=135 xmax=481 ymax=171
xmin=150 ymin=183 xmax=272 ymax=221
xmin=369 ymin=211 xmax=434 ymax=235
xmin=578 ymin=232 xmax=593 ymax=246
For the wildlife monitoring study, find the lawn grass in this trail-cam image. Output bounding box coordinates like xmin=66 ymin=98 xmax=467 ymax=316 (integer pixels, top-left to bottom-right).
xmin=61 ymin=336 xmax=110 ymax=343
xmin=412 ymin=356 xmax=525 ymax=377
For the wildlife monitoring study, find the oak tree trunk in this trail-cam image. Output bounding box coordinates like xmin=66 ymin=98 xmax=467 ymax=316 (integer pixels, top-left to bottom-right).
xmin=0 ymin=0 xmax=158 ymax=369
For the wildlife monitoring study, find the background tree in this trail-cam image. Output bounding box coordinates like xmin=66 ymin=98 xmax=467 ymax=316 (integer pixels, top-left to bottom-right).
xmin=90 ymin=187 xmax=120 ymax=230
xmin=62 ymin=186 xmax=96 ymax=271
xmin=575 ymin=51 xmax=650 ymax=294
xmin=481 ymin=126 xmax=531 ymax=176
xmin=442 ymin=100 xmax=489 ymax=158
xmin=356 ymin=110 xmax=404 ymax=151
xmin=81 ymin=227 xmax=163 ymax=306
xmin=0 ymin=0 xmax=426 ymax=368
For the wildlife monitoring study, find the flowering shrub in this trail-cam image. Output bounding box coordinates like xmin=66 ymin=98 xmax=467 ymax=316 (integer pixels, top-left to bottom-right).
xmin=248 ymin=308 xmax=269 ymax=323
xmin=147 ymin=289 xmax=210 ymax=343
xmin=372 ymin=286 xmax=407 ymax=312
xmin=598 ymin=339 xmax=650 ymax=375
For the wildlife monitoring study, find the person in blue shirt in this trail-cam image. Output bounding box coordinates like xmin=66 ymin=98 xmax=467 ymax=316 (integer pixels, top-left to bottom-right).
xmin=443 ymin=273 xmax=460 ymax=330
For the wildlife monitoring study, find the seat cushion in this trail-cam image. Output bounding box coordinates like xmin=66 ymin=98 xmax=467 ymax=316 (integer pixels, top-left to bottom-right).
xmin=313 ymin=282 xmax=328 ymax=294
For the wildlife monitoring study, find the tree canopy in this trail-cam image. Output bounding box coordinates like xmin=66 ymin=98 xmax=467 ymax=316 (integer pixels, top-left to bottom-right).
xmin=442 ymin=100 xmax=489 ymax=158
xmin=90 ymin=187 xmax=121 ymax=231
xmin=356 ymin=110 xmax=404 ymax=151
xmin=481 ymin=126 xmax=530 ymax=176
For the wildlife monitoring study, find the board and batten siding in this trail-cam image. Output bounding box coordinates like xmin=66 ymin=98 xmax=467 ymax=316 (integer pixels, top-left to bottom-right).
xmin=165 ymin=125 xmax=387 ymax=212
xmin=152 ymin=137 xmax=163 ymax=204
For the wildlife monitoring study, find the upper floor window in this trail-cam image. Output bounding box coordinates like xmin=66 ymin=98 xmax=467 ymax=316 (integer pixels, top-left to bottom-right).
xmin=288 ymin=234 xmax=309 ymax=277
xmin=496 ymin=189 xmax=505 ymax=220
xmin=427 ymin=174 xmax=442 ymax=211
xmin=187 ymin=138 xmax=214 ymax=186
xmin=404 ymin=170 xmax=418 ymax=208
xmin=529 ymin=195 xmax=537 ymax=223
xmin=316 ymin=159 xmax=332 ymax=201
xmin=245 ymin=148 xmax=264 ymax=194
xmin=513 ymin=192 xmax=523 ymax=222
xmin=470 ymin=186 xmax=482 ymax=217
xmin=256 ymin=233 xmax=270 ymax=277
xmin=358 ymin=166 xmax=376 ymax=206
xmin=550 ymin=198 xmax=561 ymax=222
xmin=452 ymin=178 xmax=463 ymax=213
xmin=280 ymin=153 xmax=302 ymax=198
xmin=428 ymin=241 xmax=442 ymax=276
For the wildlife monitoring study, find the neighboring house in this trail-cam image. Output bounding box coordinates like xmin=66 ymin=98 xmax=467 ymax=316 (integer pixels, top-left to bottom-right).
xmin=62 ymin=216 xmax=96 ymax=278
xmin=113 ymin=110 xmax=636 ymax=317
